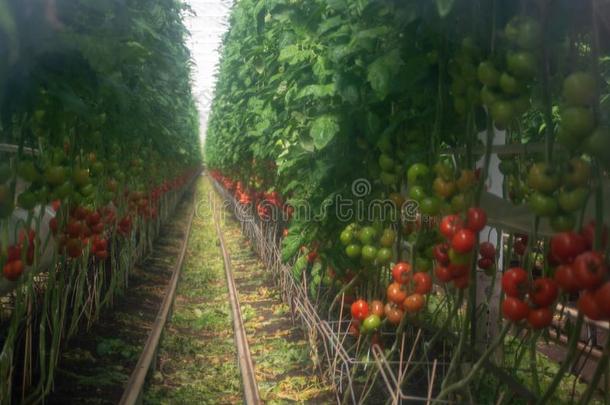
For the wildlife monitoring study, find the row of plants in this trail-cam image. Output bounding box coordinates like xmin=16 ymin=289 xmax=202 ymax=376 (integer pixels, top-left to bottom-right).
xmin=206 ymin=0 xmax=610 ymax=403
xmin=0 ymin=0 xmax=201 ymax=403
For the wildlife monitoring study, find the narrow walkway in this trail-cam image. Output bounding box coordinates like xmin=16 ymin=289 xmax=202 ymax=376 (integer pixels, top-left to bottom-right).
xmin=144 ymin=178 xmax=241 ymax=404
xmin=145 ymin=177 xmax=333 ymax=403
xmin=222 ymin=212 xmax=334 ymax=403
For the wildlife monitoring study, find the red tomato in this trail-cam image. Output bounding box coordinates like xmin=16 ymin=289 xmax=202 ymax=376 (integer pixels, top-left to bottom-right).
xmin=451 ymin=229 xmax=476 ymax=253
xmin=478 ymin=257 xmax=493 ymax=270
xmin=392 ymin=262 xmax=412 ymax=284
xmin=3 ymin=260 xmax=24 ymax=281
xmin=351 ymin=299 xmax=369 ymax=321
xmin=49 ymin=217 xmax=59 ymax=235
xmin=530 ymin=278 xmax=558 ymax=307
xmin=434 ymin=266 xmax=453 ymax=283
xmin=581 ymin=221 xmax=609 ymax=250
xmin=554 ymin=264 xmax=580 ymax=293
xmin=413 ymin=272 xmax=433 ymax=294
xmin=403 ymin=293 xmax=425 ymax=313
xmin=501 ymin=267 xmax=528 ymax=298
xmin=466 ymin=207 xmax=487 ymax=232
xmin=594 ymin=282 xmax=610 ymax=318
xmin=433 ymin=243 xmax=450 ymax=266
xmin=527 ymin=307 xmax=553 ymax=329
xmin=573 ymin=251 xmax=607 ymax=290
xmin=449 ymin=263 xmax=468 ymax=278
xmin=7 ymin=245 xmax=22 ymax=262
xmin=440 ymin=214 xmax=463 ymax=240
xmin=307 ymin=251 xmax=318 ymax=264
xmin=514 ymin=239 xmax=527 ymax=256
xmin=502 ymin=297 xmax=530 ymax=322
xmin=578 ymin=290 xmax=604 ymax=320
xmin=479 ymin=242 xmax=496 ymax=259
xmin=453 ymin=273 xmax=470 ymax=289
xmin=387 ymin=282 xmax=408 ymax=304
xmin=550 ymin=232 xmax=586 ymax=264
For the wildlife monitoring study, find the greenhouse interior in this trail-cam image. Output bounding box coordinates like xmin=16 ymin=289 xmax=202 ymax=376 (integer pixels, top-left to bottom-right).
xmin=2 ymin=0 xmax=610 ymax=404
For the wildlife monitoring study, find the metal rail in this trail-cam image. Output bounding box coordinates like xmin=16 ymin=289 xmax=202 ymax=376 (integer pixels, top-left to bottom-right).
xmin=118 ymin=189 xmax=197 ymax=405
xmin=211 ymin=189 xmax=262 ymax=405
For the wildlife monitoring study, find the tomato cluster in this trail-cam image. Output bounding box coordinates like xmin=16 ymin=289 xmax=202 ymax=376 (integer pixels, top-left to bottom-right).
xmin=340 ymin=223 xmax=395 ymax=267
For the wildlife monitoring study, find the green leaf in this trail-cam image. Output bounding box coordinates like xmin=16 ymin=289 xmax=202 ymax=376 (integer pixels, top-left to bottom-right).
xmin=296 ymin=84 xmax=335 ymax=100
xmin=310 ymin=115 xmax=340 ymax=150
xmin=367 ymin=50 xmax=403 ymax=100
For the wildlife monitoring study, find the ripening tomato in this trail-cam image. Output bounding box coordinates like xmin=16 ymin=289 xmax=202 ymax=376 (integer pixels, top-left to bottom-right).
xmin=451 ymin=229 xmax=476 ymax=253
xmin=502 ymin=267 xmax=528 ymax=298
xmin=449 ymin=263 xmax=468 ymax=278
xmin=466 ymin=207 xmax=487 ymax=232
xmin=413 ymin=272 xmax=433 ymax=295
xmin=403 ymin=293 xmax=425 ymax=313
xmin=387 ymin=282 xmax=408 ymax=304
xmin=384 ymin=303 xmax=404 ymax=325
xmin=577 ymin=291 xmax=604 ymax=320
xmin=7 ymin=245 xmax=22 ymax=262
xmin=435 ymin=266 xmax=453 ymax=283
xmin=573 ymin=251 xmax=607 ymax=290
xmin=553 ymin=264 xmax=580 ymax=293
xmin=369 ymin=300 xmax=385 ymax=318
xmin=479 ymin=242 xmax=495 ymax=260
xmin=392 ymin=262 xmax=412 ymax=284
xmin=527 ymin=307 xmax=553 ymax=329
xmin=550 ymin=232 xmax=586 ymax=264
xmin=530 ymin=278 xmax=559 ymax=307
xmin=351 ymin=299 xmax=369 ymax=321
xmin=348 ymin=320 xmax=360 ymax=337
xmin=502 ymin=297 xmax=530 ymax=322
xmin=440 ymin=215 xmax=463 ymax=240
xmin=307 ymin=251 xmax=318 ymax=264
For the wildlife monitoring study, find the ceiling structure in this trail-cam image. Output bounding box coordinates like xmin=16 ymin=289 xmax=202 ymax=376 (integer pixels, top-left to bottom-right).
xmin=185 ymin=0 xmax=233 ymax=144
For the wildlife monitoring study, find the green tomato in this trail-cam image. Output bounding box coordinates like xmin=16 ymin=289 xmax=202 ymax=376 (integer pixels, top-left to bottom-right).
xmin=346 ymin=244 xmax=361 ymax=259
xmin=361 ymin=245 xmax=378 ymax=262
xmin=17 ymin=191 xmax=37 ymax=210
xmin=379 ymin=154 xmax=395 ymax=172
xmin=480 ymin=86 xmax=499 ymax=107
xmin=80 ymin=184 xmax=95 ymax=197
xmin=558 ymin=187 xmax=588 ymax=212
xmin=506 ymin=51 xmax=536 ymax=79
xmin=361 ymin=314 xmax=381 ymax=334
xmin=380 ymin=172 xmax=398 ymax=186
xmin=528 ymin=192 xmax=558 ymax=217
xmin=419 ymin=196 xmax=441 ymax=216
xmin=409 ymin=185 xmax=426 ymax=202
xmin=415 ymin=256 xmax=432 ymax=272
xmin=17 ymin=161 xmax=39 ymax=182
xmin=358 ymin=226 xmax=378 ymax=245
xmin=407 ymin=163 xmax=430 ymax=186
xmin=0 ymin=200 xmax=15 ymax=219
xmin=340 ymin=229 xmax=353 ymax=245
xmin=564 ymin=158 xmax=591 ymax=188
xmin=561 ymin=107 xmax=595 ymax=139
xmin=453 ymin=97 xmax=466 ymax=115
xmin=477 ymin=61 xmax=500 ymax=87
xmin=527 ymin=163 xmax=560 ymax=193
xmin=563 ymin=72 xmax=596 ymax=106
xmin=584 ymin=127 xmax=610 ymax=161
xmin=72 ymin=168 xmax=90 ymax=187
xmin=512 ymin=95 xmax=531 ymax=116
xmin=376 ymin=247 xmax=393 ymax=264
xmin=550 ymin=213 xmax=576 ymax=232
xmin=44 ymin=166 xmax=66 ymax=186
xmin=55 ymin=181 xmax=74 ymax=199
xmin=516 ymin=17 xmax=542 ymax=50
xmin=556 ymin=127 xmax=581 ymax=150
xmin=491 ymin=100 xmax=514 ymax=130
xmin=499 ymin=72 xmax=523 ymax=95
